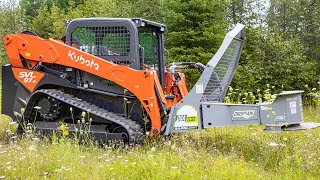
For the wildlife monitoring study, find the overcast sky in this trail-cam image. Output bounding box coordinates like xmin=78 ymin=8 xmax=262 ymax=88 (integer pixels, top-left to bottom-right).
xmin=0 ymin=0 xmax=19 ymax=7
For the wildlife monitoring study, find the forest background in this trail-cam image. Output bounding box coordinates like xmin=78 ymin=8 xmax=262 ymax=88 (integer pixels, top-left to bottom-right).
xmin=0 ymin=0 xmax=319 ymax=93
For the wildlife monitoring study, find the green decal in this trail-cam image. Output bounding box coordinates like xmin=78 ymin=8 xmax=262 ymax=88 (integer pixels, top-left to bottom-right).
xmin=186 ymin=116 xmax=198 ymax=123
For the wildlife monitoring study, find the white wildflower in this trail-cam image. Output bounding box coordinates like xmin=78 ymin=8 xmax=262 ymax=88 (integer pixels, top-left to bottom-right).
xmin=54 ymin=169 xmax=62 ymax=172
xmin=34 ymin=106 xmax=41 ymax=110
xmin=151 ymin=147 xmax=156 ymax=152
xmin=28 ymin=146 xmax=36 ymax=151
xmin=81 ymin=111 xmax=86 ymax=117
xmin=268 ymin=142 xmax=278 ymax=147
xmin=32 ymin=138 xmax=40 ymax=142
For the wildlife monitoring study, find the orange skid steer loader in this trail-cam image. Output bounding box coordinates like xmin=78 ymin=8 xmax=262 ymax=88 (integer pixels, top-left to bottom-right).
xmin=1 ymin=18 xmax=306 ymax=144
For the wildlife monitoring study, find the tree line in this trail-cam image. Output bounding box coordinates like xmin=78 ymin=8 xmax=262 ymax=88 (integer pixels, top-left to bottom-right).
xmin=0 ymin=0 xmax=319 ymax=93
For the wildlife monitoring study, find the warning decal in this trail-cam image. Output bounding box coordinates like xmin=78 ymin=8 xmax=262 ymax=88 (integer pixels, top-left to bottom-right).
xmin=174 ymin=105 xmax=199 ymax=130
xmin=195 ymin=83 xmax=204 ymax=94
xmin=289 ymin=101 xmax=297 ymax=114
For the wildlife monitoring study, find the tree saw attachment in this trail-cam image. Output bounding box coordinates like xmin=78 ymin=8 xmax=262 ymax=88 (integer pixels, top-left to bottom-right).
xmin=165 ymin=24 xmax=307 ymax=134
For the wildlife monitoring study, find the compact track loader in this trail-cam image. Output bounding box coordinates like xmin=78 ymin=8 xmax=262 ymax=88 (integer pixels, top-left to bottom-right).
xmin=1 ymin=18 xmax=306 ymax=144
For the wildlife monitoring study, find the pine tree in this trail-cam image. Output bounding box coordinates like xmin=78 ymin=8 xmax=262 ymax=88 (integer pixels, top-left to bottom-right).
xmin=163 ymin=0 xmax=228 ymax=65
xmin=0 ymin=1 xmax=25 ymax=65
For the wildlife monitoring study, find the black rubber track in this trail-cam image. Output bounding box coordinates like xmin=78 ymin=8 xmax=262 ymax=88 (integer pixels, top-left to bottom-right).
xmin=23 ymin=89 xmax=145 ymax=145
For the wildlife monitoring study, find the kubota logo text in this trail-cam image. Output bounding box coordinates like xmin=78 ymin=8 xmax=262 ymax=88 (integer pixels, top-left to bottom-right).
xmin=19 ymin=72 xmax=36 ymax=83
xmin=68 ymin=50 xmax=99 ymax=70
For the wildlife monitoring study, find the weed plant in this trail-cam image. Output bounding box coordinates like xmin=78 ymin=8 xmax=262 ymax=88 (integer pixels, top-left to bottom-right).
xmin=224 ymin=84 xmax=276 ymax=104
xmin=304 ymin=82 xmax=320 ymax=107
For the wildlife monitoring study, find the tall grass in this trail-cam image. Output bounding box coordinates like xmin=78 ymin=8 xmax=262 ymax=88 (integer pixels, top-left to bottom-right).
xmin=0 ymin=74 xmax=2 ymax=112
xmin=0 ymin=123 xmax=319 ymax=179
xmin=0 ymin=79 xmax=320 ymax=179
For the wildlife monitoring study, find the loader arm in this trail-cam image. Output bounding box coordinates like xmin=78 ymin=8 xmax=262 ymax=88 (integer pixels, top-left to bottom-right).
xmin=3 ymin=33 xmax=166 ymax=136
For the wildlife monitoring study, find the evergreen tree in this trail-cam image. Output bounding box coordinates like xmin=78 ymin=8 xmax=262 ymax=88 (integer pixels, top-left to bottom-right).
xmin=30 ymin=5 xmax=55 ymax=39
xmin=267 ymin=0 xmax=320 ymax=70
xmin=163 ymin=0 xmax=228 ymax=65
xmin=232 ymin=29 xmax=318 ymax=91
xmin=0 ymin=1 xmax=25 ymax=65
xmin=130 ymin=0 xmax=165 ymax=22
xmin=19 ymin=0 xmax=47 ymax=24
xmin=225 ymin=0 xmax=319 ymax=92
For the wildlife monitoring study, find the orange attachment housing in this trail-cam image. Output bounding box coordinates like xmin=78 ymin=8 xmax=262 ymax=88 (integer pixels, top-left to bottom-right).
xmin=164 ymin=71 xmax=188 ymax=108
